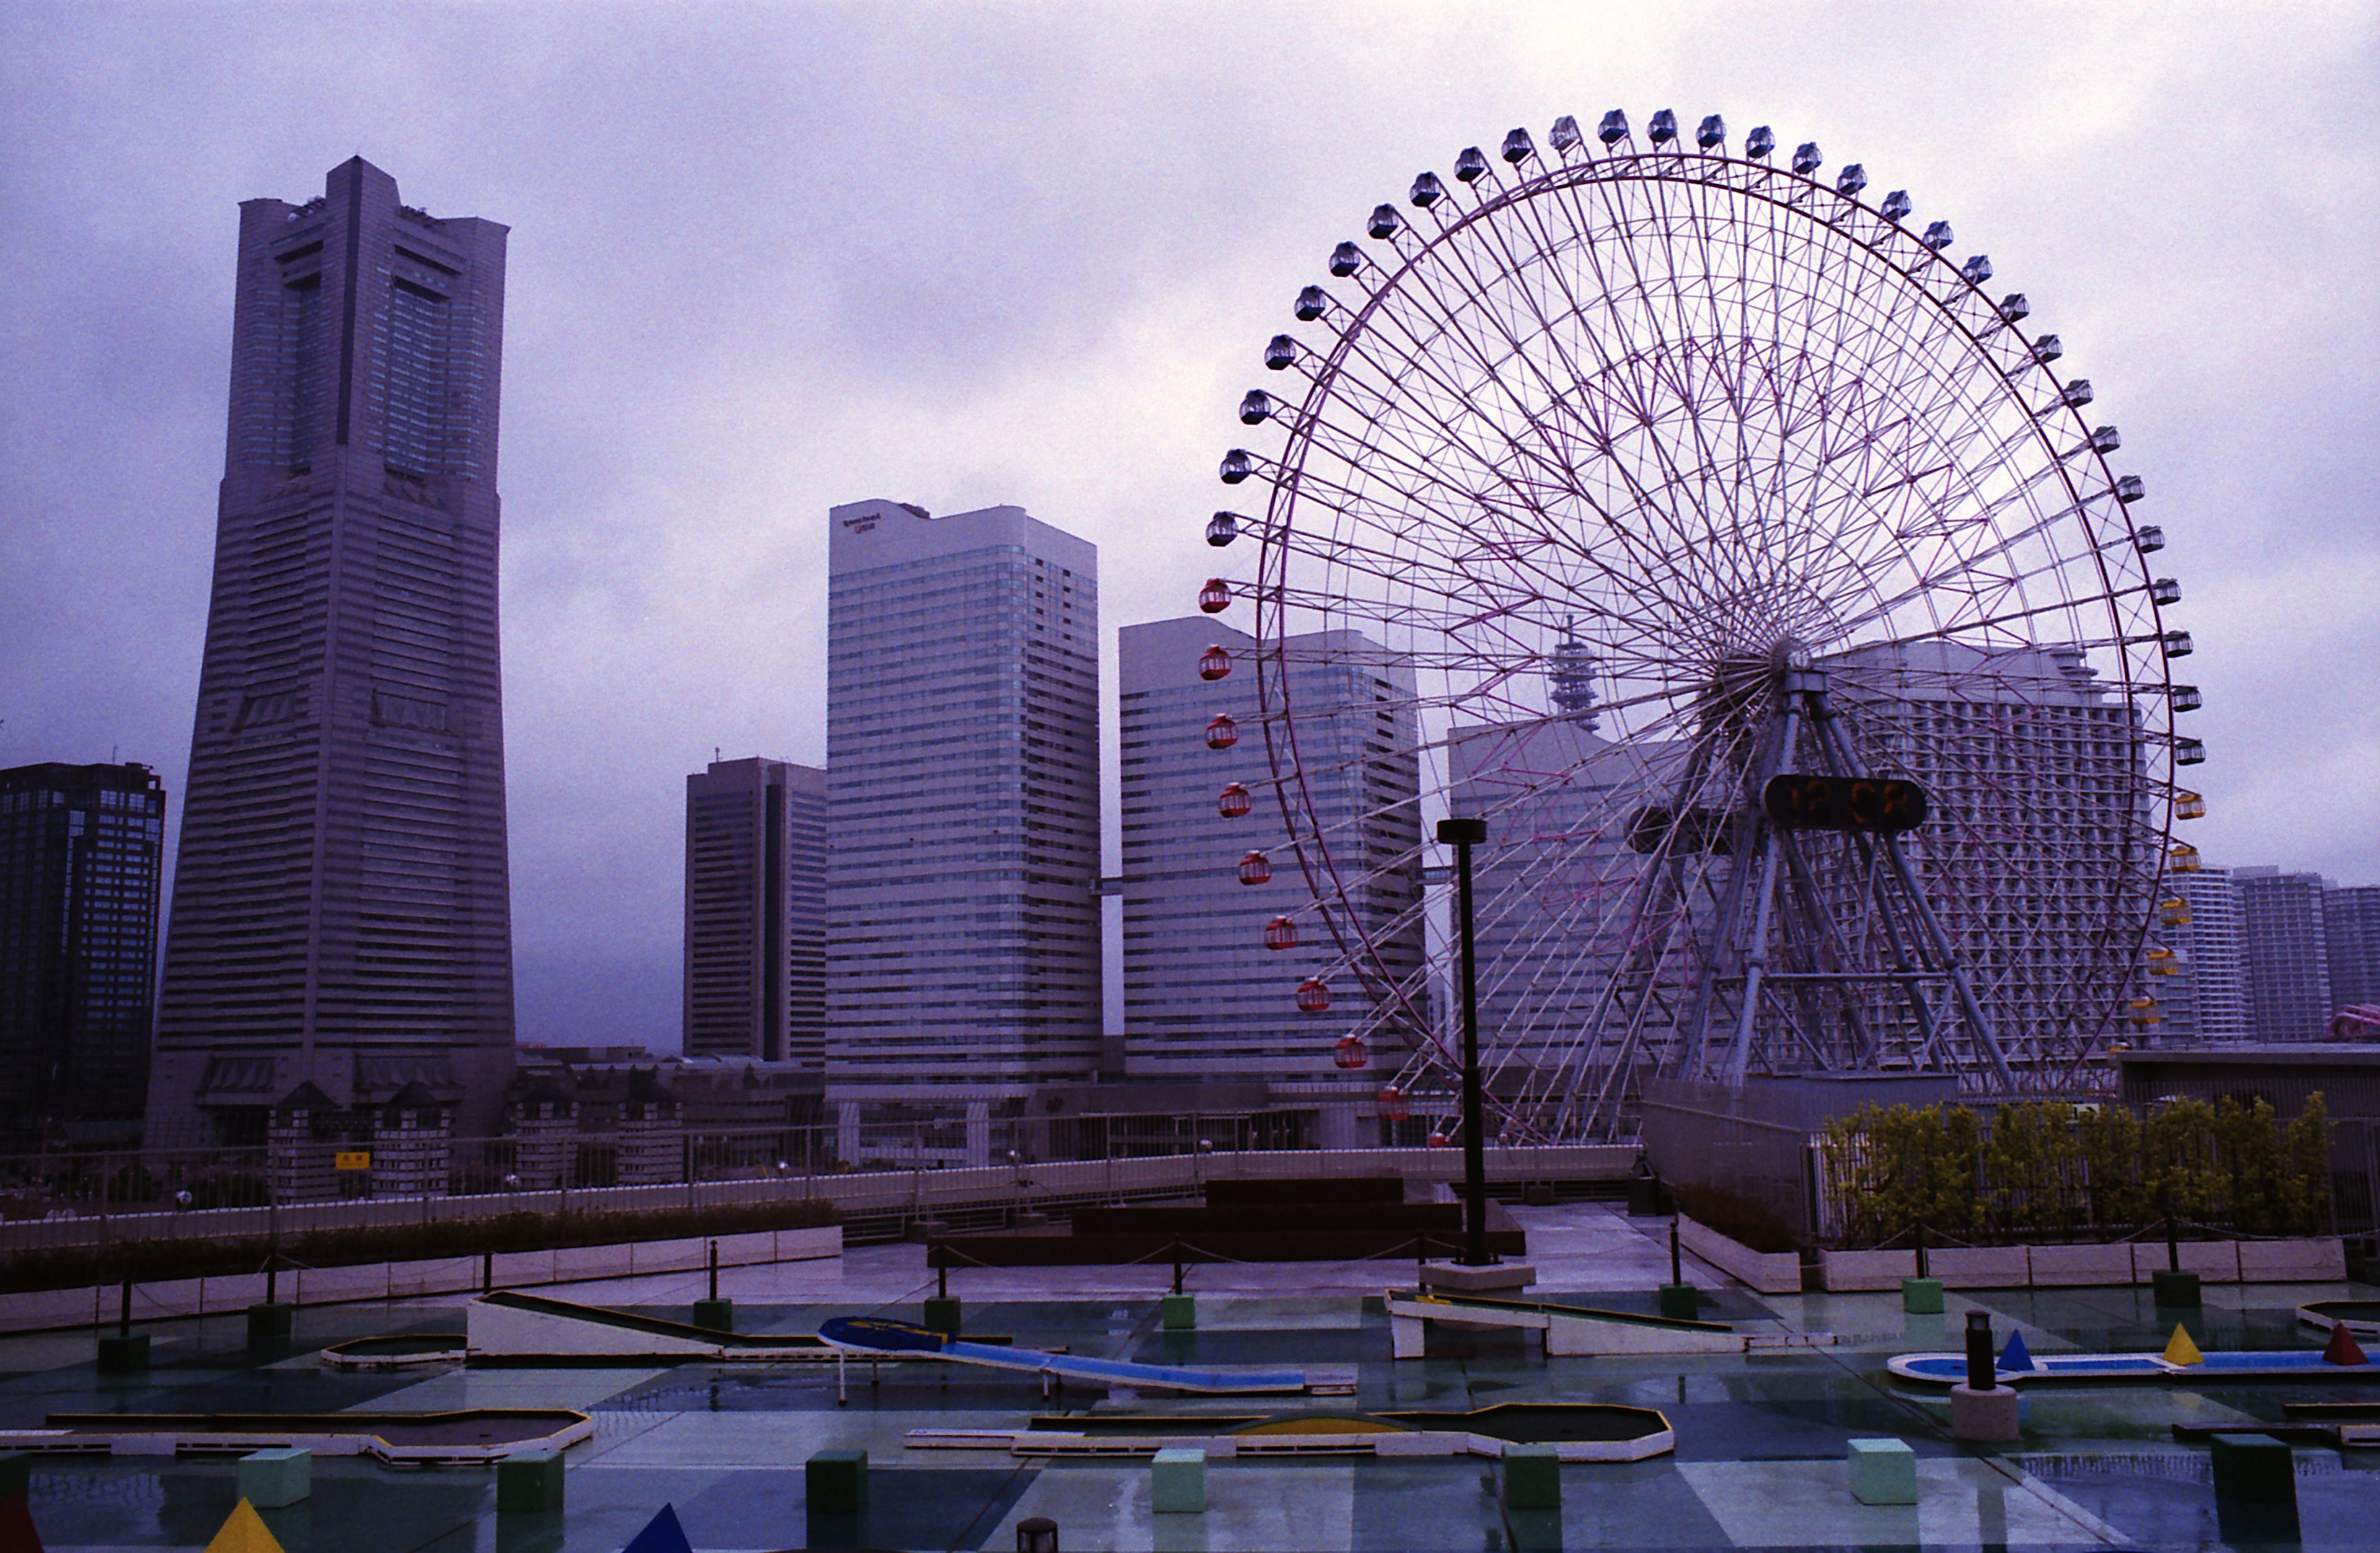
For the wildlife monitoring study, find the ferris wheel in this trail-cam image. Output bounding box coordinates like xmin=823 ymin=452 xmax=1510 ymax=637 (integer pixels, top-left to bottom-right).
xmin=1195 ymin=110 xmax=2196 ymax=1145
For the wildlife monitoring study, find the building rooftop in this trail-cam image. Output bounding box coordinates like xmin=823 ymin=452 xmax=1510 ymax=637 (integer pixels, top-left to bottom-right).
xmin=0 ymin=1201 xmax=2370 ymax=1549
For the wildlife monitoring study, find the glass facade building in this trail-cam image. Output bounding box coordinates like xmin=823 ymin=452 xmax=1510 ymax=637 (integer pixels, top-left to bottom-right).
xmin=0 ymin=762 xmax=166 ymax=1140
xmin=824 ymin=501 xmax=1100 ymax=1164
xmin=148 ymin=159 xmax=515 ymax=1144
xmin=1119 ymin=617 xmax=1422 ymax=1090
xmin=2160 ymin=866 xmax=2252 ymax=1042
xmin=684 ymin=757 xmax=826 ymax=1066
xmin=2236 ymin=867 xmax=2334 ymax=1039
xmin=2325 ymin=884 xmax=2380 ymax=1013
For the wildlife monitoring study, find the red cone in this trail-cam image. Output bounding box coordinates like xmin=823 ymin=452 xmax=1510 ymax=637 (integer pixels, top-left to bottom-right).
xmin=2322 ymin=1321 xmax=2368 ymax=1366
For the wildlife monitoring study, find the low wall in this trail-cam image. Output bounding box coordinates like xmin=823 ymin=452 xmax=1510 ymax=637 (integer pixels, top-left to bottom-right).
xmin=0 ymin=1225 xmax=840 ymax=1335
xmin=1678 ymin=1215 xmax=1804 ymax=1294
xmin=0 ymin=1144 xmax=1638 ymax=1257
xmin=1814 ymin=1236 xmax=2345 ymax=1291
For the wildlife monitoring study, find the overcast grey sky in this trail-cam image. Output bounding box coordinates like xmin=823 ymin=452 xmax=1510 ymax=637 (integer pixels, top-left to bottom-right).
xmin=3 ymin=1 xmax=2374 ymax=1050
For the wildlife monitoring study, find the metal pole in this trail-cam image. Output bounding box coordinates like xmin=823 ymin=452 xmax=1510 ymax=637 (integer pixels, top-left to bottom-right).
xmin=1439 ymin=817 xmax=1490 ymax=1267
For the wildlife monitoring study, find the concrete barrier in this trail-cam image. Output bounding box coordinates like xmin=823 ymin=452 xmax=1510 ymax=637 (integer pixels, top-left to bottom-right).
xmin=2237 ymin=1238 xmax=2347 ymax=1282
xmin=2136 ymin=1241 xmax=2239 ymax=1284
xmin=0 ymin=1226 xmax=845 ymax=1334
xmin=1928 ymin=1246 xmax=2029 ymax=1288
xmin=1678 ymin=1216 xmax=1803 ymax=1294
xmin=1817 ymin=1249 xmax=1913 ymax=1292
xmin=2025 ymin=1244 xmax=2135 ymax=1287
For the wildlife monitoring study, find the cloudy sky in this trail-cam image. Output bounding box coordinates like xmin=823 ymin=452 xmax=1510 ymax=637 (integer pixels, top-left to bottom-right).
xmin=4 ymin=1 xmax=2374 ymax=1050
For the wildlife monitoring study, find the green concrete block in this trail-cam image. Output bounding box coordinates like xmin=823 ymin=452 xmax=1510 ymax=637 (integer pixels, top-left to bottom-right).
xmin=237 ymin=1447 xmax=311 ymax=1508
xmin=1900 ymin=1277 xmax=1944 ymax=1314
xmin=1502 ymin=1442 xmax=1561 ymax=1510
xmin=496 ymin=1449 xmax=564 ymax=1513
xmin=691 ymin=1298 xmax=733 ymax=1332
xmin=1848 ymin=1437 xmax=1916 ymax=1505
xmin=806 ymin=1448 xmax=868 ymax=1513
xmin=95 ymin=1333 xmax=149 ymax=1373
xmin=922 ymin=1296 xmax=962 ymax=1336
xmin=2209 ymin=1433 xmax=2295 ymax=1504
xmin=1161 ymin=1293 xmax=1197 ymax=1330
xmin=247 ymin=1301 xmax=295 ymax=1357
xmin=2152 ymin=1269 xmax=2202 ymax=1309
xmin=1152 ymin=1446 xmax=1205 ymax=1512
xmin=1658 ymin=1283 xmax=1700 ymax=1321
xmin=0 ymin=1451 xmax=28 ymax=1502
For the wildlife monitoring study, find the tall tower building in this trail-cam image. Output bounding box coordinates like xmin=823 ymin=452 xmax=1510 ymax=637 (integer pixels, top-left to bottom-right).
xmin=824 ymin=501 xmax=1100 ymax=1163
xmin=148 ymin=159 xmax=515 ymax=1143
xmin=2325 ymin=884 xmax=2380 ymax=1012
xmin=1119 ymin=618 xmax=1422 ymax=1090
xmin=684 ymin=757 xmax=826 ymax=1066
xmin=0 ymin=763 xmax=167 ymax=1140
xmin=2159 ymin=866 xmax=2251 ymax=1043
xmin=2234 ymin=867 xmax=2332 ymax=1039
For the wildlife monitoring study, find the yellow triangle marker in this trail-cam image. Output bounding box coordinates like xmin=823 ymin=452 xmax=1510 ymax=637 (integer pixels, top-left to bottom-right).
xmin=2162 ymin=1323 xmax=2205 ymax=1366
xmin=205 ymin=1499 xmax=287 ymax=1553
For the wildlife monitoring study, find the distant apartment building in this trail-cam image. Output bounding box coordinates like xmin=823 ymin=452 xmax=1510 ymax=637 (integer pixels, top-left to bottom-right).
xmin=1119 ymin=617 xmax=1423 ymax=1096
xmin=0 ymin=762 xmax=167 ymax=1140
xmin=684 ymin=757 xmax=826 ymax=1067
xmin=2326 ymin=884 xmax=2380 ymax=1011
xmin=824 ymin=500 xmax=1101 ymax=1164
xmin=148 ymin=157 xmax=516 ymax=1143
xmin=2235 ymin=868 xmax=2333 ymax=1039
xmin=2157 ymin=866 xmax=2252 ymax=1042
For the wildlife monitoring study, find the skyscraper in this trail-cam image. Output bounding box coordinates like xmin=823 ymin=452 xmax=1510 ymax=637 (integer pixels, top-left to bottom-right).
xmin=824 ymin=501 xmax=1100 ymax=1163
xmin=2159 ymin=866 xmax=2252 ymax=1043
xmin=2234 ymin=868 xmax=2332 ymax=1039
xmin=2325 ymin=884 xmax=2380 ymax=1012
xmin=684 ymin=757 xmax=826 ymax=1066
xmin=1119 ymin=617 xmax=1422 ymax=1089
xmin=0 ymin=763 xmax=166 ymax=1140
xmin=148 ymin=159 xmax=515 ymax=1143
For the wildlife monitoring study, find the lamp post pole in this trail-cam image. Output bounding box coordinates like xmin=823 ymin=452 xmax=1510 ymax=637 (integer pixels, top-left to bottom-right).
xmin=1437 ymin=817 xmax=1490 ymax=1267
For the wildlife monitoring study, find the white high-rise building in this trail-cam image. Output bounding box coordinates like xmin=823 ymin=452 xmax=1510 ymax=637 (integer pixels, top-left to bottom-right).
xmin=824 ymin=501 xmax=1100 ymax=1165
xmin=1117 ymin=618 xmax=1422 ymax=1099
xmin=2158 ymin=866 xmax=2251 ymax=1043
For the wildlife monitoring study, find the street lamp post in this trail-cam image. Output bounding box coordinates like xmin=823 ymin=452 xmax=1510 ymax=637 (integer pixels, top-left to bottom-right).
xmin=1437 ymin=816 xmax=1491 ymax=1268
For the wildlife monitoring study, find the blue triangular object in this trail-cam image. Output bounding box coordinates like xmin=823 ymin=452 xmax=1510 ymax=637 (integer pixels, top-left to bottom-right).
xmin=620 ymin=1504 xmax=692 ymax=1553
xmin=1998 ymin=1330 xmax=2035 ymax=1373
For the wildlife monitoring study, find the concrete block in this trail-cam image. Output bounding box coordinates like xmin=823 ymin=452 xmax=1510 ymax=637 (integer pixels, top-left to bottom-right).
xmin=1930 ymin=1246 xmax=2030 ymax=1288
xmin=691 ymin=1298 xmax=733 ymax=1333
xmin=237 ymin=1448 xmax=311 ymax=1508
xmin=247 ymin=1301 xmax=294 ymax=1351
xmin=718 ymin=1230 xmax=775 ymax=1266
xmin=1820 ymin=1248 xmax=1915 ymax=1293
xmin=1419 ymin=1261 xmax=1536 ymax=1295
xmin=1161 ymin=1293 xmax=1196 ymax=1330
xmin=95 ymin=1333 xmax=149 ymax=1373
xmin=2135 ymin=1241 xmax=2238 ymax=1284
xmin=1152 ymin=1446 xmax=1205 ymax=1512
xmin=496 ymin=1449 xmax=564 ymax=1513
xmin=1658 ymin=1283 xmax=1699 ymax=1321
xmin=1950 ymin=1383 xmax=2021 ymax=1441
xmin=2026 ymin=1244 xmax=2135 ymax=1287
xmin=1502 ymin=1442 xmax=1561 ymax=1510
xmin=922 ymin=1296 xmax=962 ymax=1336
xmin=2238 ymin=1238 xmax=2347 ymax=1283
xmin=492 ymin=1250 xmax=555 ymax=1288
xmin=2151 ymin=1269 xmax=2202 ymax=1309
xmin=806 ymin=1448 xmax=868 ymax=1513
xmin=1681 ymin=1218 xmax=1803 ymax=1294
xmin=0 ymin=1451 xmax=29 ymax=1502
xmin=1901 ymin=1277 xmax=1944 ymax=1314
xmin=2210 ymin=1433 xmax=2295 ymax=1502
xmin=779 ymin=1225 xmax=843 ymax=1262
xmin=1848 ymin=1438 xmax=1916 ymax=1505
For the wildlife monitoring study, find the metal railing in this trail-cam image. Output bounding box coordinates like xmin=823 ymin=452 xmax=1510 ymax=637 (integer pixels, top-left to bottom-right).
xmin=0 ymin=1117 xmax=1638 ymax=1257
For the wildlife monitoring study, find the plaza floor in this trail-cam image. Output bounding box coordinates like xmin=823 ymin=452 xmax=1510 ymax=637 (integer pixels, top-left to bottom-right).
xmin=2 ymin=1202 xmax=2373 ymax=1551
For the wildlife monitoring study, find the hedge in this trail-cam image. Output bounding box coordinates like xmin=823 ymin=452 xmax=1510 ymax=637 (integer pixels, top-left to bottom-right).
xmin=1818 ymin=1094 xmax=2332 ymax=1249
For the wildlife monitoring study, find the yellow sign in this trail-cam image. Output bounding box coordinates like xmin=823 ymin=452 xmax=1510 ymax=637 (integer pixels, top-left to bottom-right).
xmin=333 ymin=1151 xmax=372 ymax=1171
